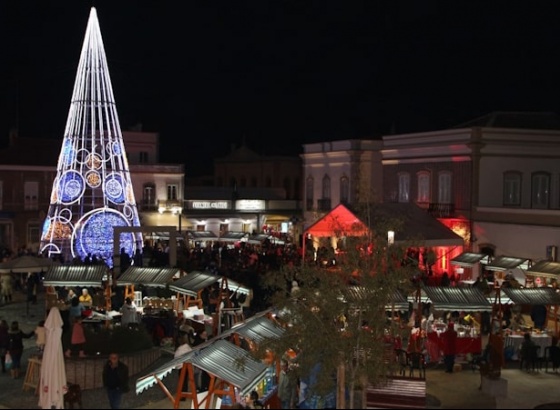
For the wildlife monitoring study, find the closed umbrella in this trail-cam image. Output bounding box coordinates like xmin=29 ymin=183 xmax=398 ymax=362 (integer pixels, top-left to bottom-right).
xmin=39 ymin=307 xmax=68 ymax=409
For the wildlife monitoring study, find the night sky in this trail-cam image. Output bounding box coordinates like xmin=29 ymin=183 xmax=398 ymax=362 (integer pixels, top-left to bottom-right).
xmin=3 ymin=1 xmax=560 ymax=176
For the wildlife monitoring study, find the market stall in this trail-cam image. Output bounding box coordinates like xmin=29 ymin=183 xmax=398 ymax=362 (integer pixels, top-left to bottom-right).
xmin=135 ymin=338 xmax=270 ymax=409
xmin=450 ymin=251 xmax=490 ymax=281
xmin=117 ymin=266 xmax=182 ymax=342
xmin=168 ymin=271 xmax=252 ymax=336
xmin=499 ymin=287 xmax=560 ymax=357
xmin=420 ymin=286 xmax=491 ymax=363
xmin=42 ymin=264 xmax=110 ymax=309
xmin=42 ymin=264 xmax=113 ymax=327
xmin=117 ymin=266 xmax=181 ymax=306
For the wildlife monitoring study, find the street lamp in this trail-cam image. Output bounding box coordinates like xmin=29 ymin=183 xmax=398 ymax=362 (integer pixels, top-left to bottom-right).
xmin=172 ymin=206 xmax=183 ymax=233
xmin=387 ymin=230 xmax=395 ymax=246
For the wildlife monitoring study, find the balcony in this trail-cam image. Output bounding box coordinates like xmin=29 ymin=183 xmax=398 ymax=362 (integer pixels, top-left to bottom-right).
xmin=427 ymin=203 xmax=455 ymax=218
xmin=317 ymin=198 xmax=332 ymax=212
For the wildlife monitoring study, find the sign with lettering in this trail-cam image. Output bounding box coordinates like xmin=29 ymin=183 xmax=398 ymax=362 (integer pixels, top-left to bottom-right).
xmin=235 ymin=199 xmax=266 ymax=211
xmin=188 ymin=200 xmax=230 ymax=210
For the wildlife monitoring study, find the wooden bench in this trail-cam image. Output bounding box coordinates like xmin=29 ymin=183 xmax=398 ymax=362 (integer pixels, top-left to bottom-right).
xmin=366 ymin=376 xmax=426 ymax=409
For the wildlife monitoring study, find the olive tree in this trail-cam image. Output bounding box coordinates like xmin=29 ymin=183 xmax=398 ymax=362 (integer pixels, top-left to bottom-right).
xmin=256 ymin=206 xmax=417 ymax=409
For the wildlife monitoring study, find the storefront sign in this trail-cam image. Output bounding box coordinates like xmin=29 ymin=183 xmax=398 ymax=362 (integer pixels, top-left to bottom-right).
xmin=235 ymin=199 xmax=266 ymax=211
xmin=188 ymin=200 xmax=230 ymax=210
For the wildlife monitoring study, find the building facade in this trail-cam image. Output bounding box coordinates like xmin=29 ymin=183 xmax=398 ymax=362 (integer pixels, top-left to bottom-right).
xmin=0 ymin=128 xmax=184 ymax=255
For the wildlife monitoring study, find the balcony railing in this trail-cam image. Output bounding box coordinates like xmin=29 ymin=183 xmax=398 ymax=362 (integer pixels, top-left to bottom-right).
xmin=427 ymin=203 xmax=455 ymax=217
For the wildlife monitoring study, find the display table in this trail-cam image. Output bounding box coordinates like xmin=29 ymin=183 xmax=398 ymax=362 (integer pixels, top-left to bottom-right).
xmin=504 ymin=333 xmax=552 ymax=360
xmin=426 ymin=332 xmax=482 ymax=362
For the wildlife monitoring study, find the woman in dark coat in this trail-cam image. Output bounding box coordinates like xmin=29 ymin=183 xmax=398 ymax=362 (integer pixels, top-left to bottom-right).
xmin=7 ymin=320 xmax=34 ymax=379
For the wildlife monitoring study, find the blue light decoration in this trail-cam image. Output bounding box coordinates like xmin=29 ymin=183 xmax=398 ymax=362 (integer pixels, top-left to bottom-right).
xmin=59 ymin=171 xmax=86 ymax=204
xmin=39 ymin=7 xmax=143 ymax=267
xmin=72 ymin=209 xmax=135 ymax=265
xmin=104 ymin=173 xmax=125 ymax=204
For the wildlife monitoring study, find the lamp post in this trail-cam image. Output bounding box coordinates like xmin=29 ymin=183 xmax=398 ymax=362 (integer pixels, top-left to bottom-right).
xmin=387 ymin=230 xmax=395 ymax=246
xmin=172 ymin=206 xmax=182 ymax=233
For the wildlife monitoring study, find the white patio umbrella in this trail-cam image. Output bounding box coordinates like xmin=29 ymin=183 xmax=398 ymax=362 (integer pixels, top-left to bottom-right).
xmin=0 ymin=255 xmax=55 ymax=273
xmin=39 ymin=307 xmax=68 ymax=409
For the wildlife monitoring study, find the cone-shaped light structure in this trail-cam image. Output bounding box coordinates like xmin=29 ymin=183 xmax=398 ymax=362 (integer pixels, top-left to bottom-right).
xmin=40 ymin=7 xmax=142 ymax=267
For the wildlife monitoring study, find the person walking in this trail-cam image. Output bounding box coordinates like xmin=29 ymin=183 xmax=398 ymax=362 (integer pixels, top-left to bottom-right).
xmin=0 ymin=320 xmax=9 ymax=373
xmin=277 ymin=359 xmax=297 ymax=409
xmin=120 ymin=297 xmax=138 ymax=329
xmin=102 ymin=352 xmax=130 ymax=409
xmin=0 ymin=273 xmax=13 ymax=304
xmin=65 ymin=317 xmax=87 ymax=358
xmin=441 ymin=321 xmax=458 ymax=373
xmin=7 ymin=321 xmax=34 ymax=379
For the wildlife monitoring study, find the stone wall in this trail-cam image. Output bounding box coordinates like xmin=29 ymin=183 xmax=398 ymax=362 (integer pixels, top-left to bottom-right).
xmin=65 ymin=347 xmax=161 ymax=390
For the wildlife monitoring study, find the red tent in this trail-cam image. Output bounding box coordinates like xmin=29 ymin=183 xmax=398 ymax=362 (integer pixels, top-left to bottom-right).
xmin=303 ymin=204 xmax=369 ymax=260
xmin=305 ymin=204 xmax=368 ymax=238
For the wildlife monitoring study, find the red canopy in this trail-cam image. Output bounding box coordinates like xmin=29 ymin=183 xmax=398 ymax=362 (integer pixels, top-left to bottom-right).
xmin=305 ymin=204 xmax=369 ymax=238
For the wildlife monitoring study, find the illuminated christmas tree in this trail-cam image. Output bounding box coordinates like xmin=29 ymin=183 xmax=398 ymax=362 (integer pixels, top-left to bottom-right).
xmin=40 ymin=7 xmax=143 ymax=266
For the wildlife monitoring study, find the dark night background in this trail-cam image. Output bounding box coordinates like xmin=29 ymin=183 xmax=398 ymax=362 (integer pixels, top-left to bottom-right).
xmin=2 ymin=1 xmax=560 ymax=176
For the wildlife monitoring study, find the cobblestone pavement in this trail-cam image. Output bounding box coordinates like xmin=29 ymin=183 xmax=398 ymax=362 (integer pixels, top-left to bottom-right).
xmin=0 ymin=290 xmax=176 ymax=409
xmin=2 ymin=289 xmax=560 ymax=409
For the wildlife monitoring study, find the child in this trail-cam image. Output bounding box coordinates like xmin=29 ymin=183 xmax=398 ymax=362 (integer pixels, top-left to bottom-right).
xmin=65 ymin=317 xmax=87 ymax=358
xmin=34 ymin=320 xmax=46 ymax=353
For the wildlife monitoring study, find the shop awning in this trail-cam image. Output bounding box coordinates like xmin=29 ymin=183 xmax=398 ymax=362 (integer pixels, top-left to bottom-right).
xmin=501 ymin=287 xmax=560 ymax=305
xmin=42 ymin=265 xmax=108 ymax=287
xmin=345 ymin=286 xmax=409 ymax=311
xmin=168 ymin=270 xmax=219 ymax=297
xmin=190 ymin=339 xmax=268 ymax=396
xmin=422 ymin=286 xmax=492 ymax=311
xmin=219 ymin=231 xmax=249 ymax=242
xmin=135 ymin=347 xmax=199 ymax=394
xmin=450 ymin=252 xmax=490 ymax=267
xmin=230 ymin=315 xmax=285 ymax=344
xmin=247 ymin=234 xmax=271 ymax=244
xmin=187 ymin=230 xmax=220 ymax=241
xmin=117 ymin=266 xmax=181 ymax=287
xmin=485 ymin=256 xmax=530 ymax=271
xmin=525 ymin=260 xmax=560 ymax=279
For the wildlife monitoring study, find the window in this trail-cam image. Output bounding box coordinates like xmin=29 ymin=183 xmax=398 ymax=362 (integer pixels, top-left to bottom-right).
xmin=306 ymin=177 xmax=314 ymax=211
xmin=284 ymin=177 xmax=291 ymax=199
xmin=438 ymin=172 xmax=452 ymax=204
xmin=322 ymin=175 xmax=331 ymax=199
xmin=240 ymin=176 xmax=247 ymax=187
xmin=139 ymin=151 xmax=149 ymax=163
xmin=532 ymin=172 xmax=550 ymax=209
xmin=398 ymin=173 xmax=410 ymax=203
xmin=340 ymin=176 xmax=349 ymax=203
xmin=417 ymin=172 xmax=430 ymax=203
xmin=196 ymin=225 xmax=205 ymax=232
xmin=167 ymin=184 xmax=178 ymax=201
xmin=503 ymin=171 xmax=521 ymax=206
xmin=24 ymin=181 xmax=39 ymax=210
xmin=219 ymin=223 xmax=229 ymax=235
xmin=143 ymin=183 xmax=155 ymax=208
xmin=294 ymin=178 xmax=300 ymax=200
xmin=28 ymin=223 xmax=41 ymax=245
